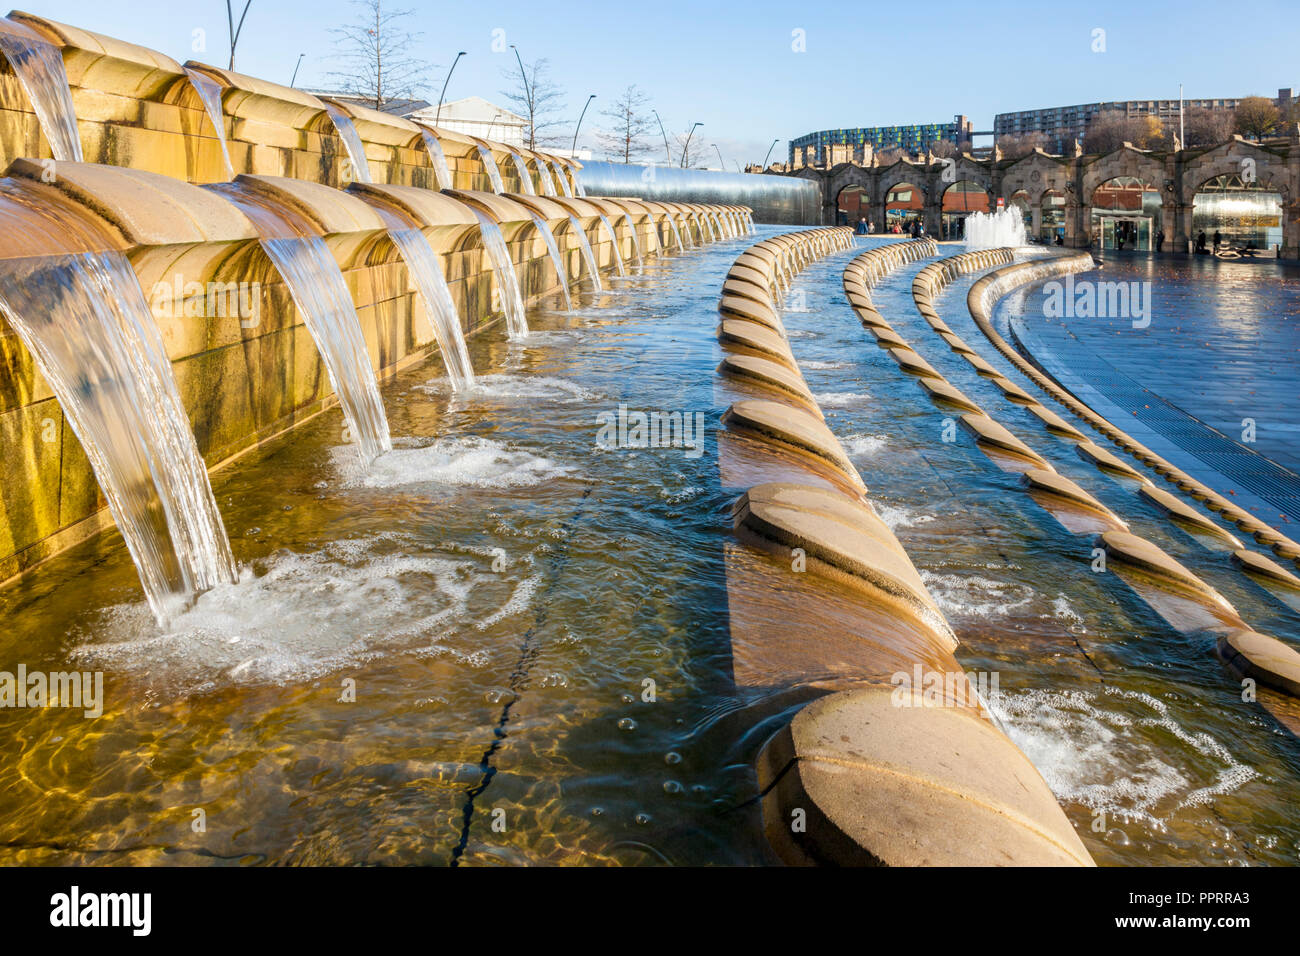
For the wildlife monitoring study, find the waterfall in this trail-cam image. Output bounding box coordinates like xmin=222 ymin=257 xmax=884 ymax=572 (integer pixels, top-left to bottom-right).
xmin=323 ymin=102 xmax=372 ymax=184
xmin=476 ymin=144 xmax=505 ymax=194
xmin=508 ymin=152 xmax=536 ymax=195
xmin=536 ymin=160 xmax=557 ymax=197
xmin=574 ymin=170 xmax=587 ymax=197
xmin=0 ymin=184 xmax=235 ymax=622
xmin=552 ymin=161 xmax=573 ymax=197
xmin=419 ymin=129 xmax=454 ymax=190
xmin=184 ymin=67 xmax=233 ymax=180
xmin=680 ymin=216 xmax=695 ymax=248
xmin=0 ymin=20 xmax=82 ymax=162
xmin=471 ymin=209 xmax=528 ymax=338
xmin=964 ymin=207 xmax=1027 ymax=251
xmin=623 ymin=213 xmax=644 ymax=269
xmin=361 ymin=200 xmax=474 ymax=388
xmin=528 ymin=212 xmax=571 ymax=310
xmin=666 ymin=215 xmax=684 ymax=252
xmin=567 ymin=214 xmax=603 ymax=292
xmin=209 ymin=183 xmax=390 ymax=462
xmin=597 ymin=213 xmax=626 ymax=276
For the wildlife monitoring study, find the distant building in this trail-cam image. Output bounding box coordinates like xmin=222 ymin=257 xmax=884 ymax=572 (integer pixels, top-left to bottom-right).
xmin=995 ymin=89 xmax=1295 ymax=153
xmin=302 ymin=91 xmax=430 ymax=117
xmin=789 ymin=116 xmax=972 ymax=166
xmin=404 ymin=96 xmax=527 ymax=146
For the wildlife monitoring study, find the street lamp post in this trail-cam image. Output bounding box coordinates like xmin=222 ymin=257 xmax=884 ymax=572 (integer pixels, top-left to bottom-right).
xmin=762 ymin=137 xmax=779 ymax=169
xmin=572 ymin=94 xmax=596 ymax=154
xmin=289 ymin=53 xmax=305 ymax=88
xmin=435 ymin=51 xmax=467 ymax=127
xmin=510 ymin=45 xmax=532 ymax=147
xmin=713 ymin=143 xmax=724 ymax=169
xmin=652 ymin=109 xmax=671 ymax=163
xmin=680 ymin=122 xmax=701 ymax=168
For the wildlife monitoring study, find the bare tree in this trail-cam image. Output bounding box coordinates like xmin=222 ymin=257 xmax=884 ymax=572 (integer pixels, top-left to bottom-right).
xmin=1235 ymin=96 xmax=1281 ymax=140
xmin=327 ymin=0 xmax=431 ymax=111
xmin=501 ymin=57 xmax=567 ymax=150
xmin=596 ymin=84 xmax=654 ymax=163
xmin=996 ymin=131 xmax=1047 ymax=159
xmin=1183 ymin=106 xmax=1234 ymax=147
xmin=674 ymin=129 xmax=701 ymax=167
xmin=226 ymin=0 xmax=252 ymax=70
xmin=1082 ymin=111 xmax=1164 ymax=153
xmin=875 ymin=146 xmax=906 ymax=165
xmin=930 ymin=139 xmax=960 ymax=158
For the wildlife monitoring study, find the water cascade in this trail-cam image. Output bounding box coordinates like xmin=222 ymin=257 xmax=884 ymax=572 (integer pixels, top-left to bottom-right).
xmin=964 ymin=207 xmax=1027 ymax=251
xmin=362 ymin=199 xmax=475 ymax=389
xmin=665 ymin=215 xmax=684 ymax=251
xmin=419 ymin=128 xmax=454 ymax=190
xmin=0 ymin=182 xmax=235 ymax=623
xmin=551 ymin=161 xmax=572 ymax=196
xmin=323 ymin=102 xmax=373 ymax=184
xmin=476 ymin=144 xmax=505 ymax=194
xmin=471 ymin=209 xmax=528 ymax=337
xmin=0 ymin=19 xmax=83 ymax=161
xmin=535 ymin=160 xmax=557 ymax=197
xmin=567 ymin=214 xmax=603 ymax=292
xmin=184 ymin=67 xmax=233 ymax=180
xmin=596 ymin=212 xmax=626 ymax=276
xmin=528 ymin=211 xmax=571 ymax=310
xmin=508 ymin=152 xmax=536 ymax=196
xmin=208 ymin=182 xmax=391 ymax=462
xmin=622 ymin=212 xmax=644 ymax=269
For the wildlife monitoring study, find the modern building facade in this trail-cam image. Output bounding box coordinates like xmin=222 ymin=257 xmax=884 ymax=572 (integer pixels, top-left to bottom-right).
xmin=995 ymin=89 xmax=1294 ymax=153
xmin=403 ymin=96 xmax=528 ymax=147
xmin=789 ymin=116 xmax=972 ymax=166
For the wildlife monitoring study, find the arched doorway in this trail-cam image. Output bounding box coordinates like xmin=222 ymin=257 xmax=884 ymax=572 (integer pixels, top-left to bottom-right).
xmin=836 ymin=184 xmax=869 ymax=227
xmin=1040 ymin=189 xmax=1066 ymax=243
xmin=941 ymin=180 xmax=990 ymax=239
xmin=884 ymin=182 xmax=924 ymax=233
xmin=1008 ymin=189 xmax=1033 ymax=237
xmin=1192 ymin=174 xmax=1283 ymax=256
xmin=1090 ymin=176 xmax=1161 ymax=251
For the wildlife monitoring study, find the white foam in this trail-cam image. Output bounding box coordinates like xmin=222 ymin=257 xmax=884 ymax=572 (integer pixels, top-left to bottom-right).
xmin=72 ymin=536 xmax=537 ymax=691
xmin=873 ymin=503 xmax=937 ymax=530
xmin=784 ymin=329 xmax=818 ymax=339
xmin=842 ymin=433 xmax=887 ymax=457
xmin=333 ymin=436 xmax=572 ymax=490
xmin=919 ymin=569 xmax=1034 ymax=620
xmin=800 ymin=360 xmax=851 ymax=370
xmin=814 ymin=391 xmax=870 ymax=408
xmin=991 ymin=687 xmax=1255 ymax=829
xmin=416 ymin=373 xmax=597 ymax=404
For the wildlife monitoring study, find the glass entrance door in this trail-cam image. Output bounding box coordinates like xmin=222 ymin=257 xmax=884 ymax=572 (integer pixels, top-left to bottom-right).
xmin=1100 ymin=216 xmax=1152 ymax=251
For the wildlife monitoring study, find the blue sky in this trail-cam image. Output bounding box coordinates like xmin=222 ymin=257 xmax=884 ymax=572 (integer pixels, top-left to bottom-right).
xmin=19 ymin=0 xmax=1300 ymax=165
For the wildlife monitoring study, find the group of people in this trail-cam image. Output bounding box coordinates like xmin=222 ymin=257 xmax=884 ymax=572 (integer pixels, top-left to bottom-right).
xmin=854 ymin=216 xmax=925 ymax=238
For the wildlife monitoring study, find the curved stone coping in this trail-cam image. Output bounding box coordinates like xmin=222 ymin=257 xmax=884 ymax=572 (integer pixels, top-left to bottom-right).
xmin=1140 ymin=485 xmax=1242 ymax=546
xmin=960 ymin=413 xmax=1051 ymax=467
xmin=733 ymin=484 xmax=953 ymax=647
xmin=7 ymin=159 xmax=257 ymax=246
xmin=722 ymin=276 xmax=773 ymax=306
xmin=717 ymin=318 xmax=796 ymax=368
xmin=442 ymin=189 xmax=534 ymax=227
xmin=232 ymin=173 xmax=387 ymax=236
xmin=966 ymin=255 xmax=1300 ymax=570
xmin=1021 ymin=469 xmax=1127 ymax=528
xmin=321 ymin=96 xmax=422 ymax=149
xmin=1216 ymin=630 xmax=1300 ymax=698
xmin=918 ymin=377 xmax=982 ymax=413
xmin=718 ymin=294 xmax=782 ymax=332
xmin=757 ymin=687 xmax=1094 ymax=866
xmin=892 ymin=249 xmax=1300 ymax=712
xmin=183 ymin=61 xmax=329 ymax=129
xmin=14 ymin=12 xmax=185 ymax=98
xmin=1230 ymin=549 xmax=1300 ymax=590
xmin=717 ymin=354 xmax=821 ymax=416
xmin=347 ymin=183 xmax=478 ymax=230
xmin=722 ymin=400 xmax=864 ymax=492
xmin=505 ymin=193 xmax=573 ymax=223
xmin=886 ymin=347 xmax=943 ymax=380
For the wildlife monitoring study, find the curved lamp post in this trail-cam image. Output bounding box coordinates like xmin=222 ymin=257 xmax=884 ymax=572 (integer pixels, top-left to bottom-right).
xmin=572 ymin=94 xmax=596 ymax=154
xmin=762 ymin=137 xmax=779 ymax=169
xmin=435 ymin=51 xmax=467 ymax=127
xmin=652 ymin=109 xmax=671 ymax=163
xmin=290 ymin=53 xmax=305 ymax=88
xmin=680 ymin=122 xmax=701 ymax=168
xmin=713 ymin=143 xmax=724 ymax=169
